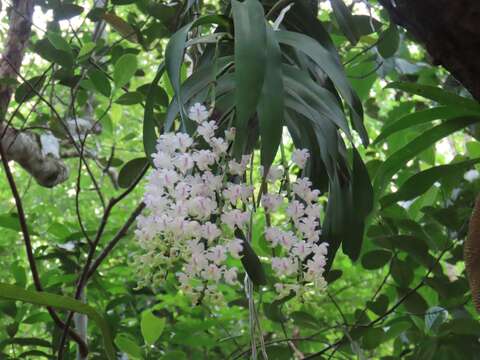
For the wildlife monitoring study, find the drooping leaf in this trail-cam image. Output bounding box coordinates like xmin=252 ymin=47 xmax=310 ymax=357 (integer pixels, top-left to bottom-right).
xmin=143 ymin=63 xmax=165 ymax=163
xmin=236 ymin=229 xmax=267 ymax=286
xmin=0 ymin=283 xmax=114 ymax=360
xmin=276 ymin=30 xmax=367 ymax=145
xmin=232 ymin=0 xmax=267 ymax=157
xmin=257 ymin=24 xmax=284 ymax=170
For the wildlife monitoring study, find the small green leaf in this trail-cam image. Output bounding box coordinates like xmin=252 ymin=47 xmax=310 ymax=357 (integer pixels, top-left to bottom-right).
xmin=115 ymin=334 xmax=143 ymax=359
xmin=47 ymin=33 xmax=72 ymax=55
xmin=115 ymin=91 xmax=144 ymax=105
xmin=330 ymin=0 xmax=360 ymax=44
xmin=14 ymin=76 xmax=45 ymax=103
xmin=88 ymin=69 xmax=111 ymax=97
xmin=361 ymin=250 xmax=391 ymax=269
xmin=390 ymin=257 xmax=414 ymax=287
xmin=78 ymin=42 xmax=96 ymax=58
xmin=113 ymin=54 xmax=138 ymax=88
xmin=118 ymin=158 xmax=148 ymax=188
xmin=141 ymin=310 xmax=165 ymax=345
xmin=367 ymin=294 xmax=389 ymax=315
xmin=397 ymin=287 xmax=428 ymax=315
xmin=377 ymin=23 xmax=399 ymax=58
xmin=54 ymin=4 xmax=84 ymax=20
xmin=236 ymin=229 xmax=267 ymax=286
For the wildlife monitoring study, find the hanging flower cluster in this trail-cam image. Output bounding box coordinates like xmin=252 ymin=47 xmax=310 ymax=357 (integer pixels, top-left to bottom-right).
xmin=135 ymin=103 xmax=328 ymax=302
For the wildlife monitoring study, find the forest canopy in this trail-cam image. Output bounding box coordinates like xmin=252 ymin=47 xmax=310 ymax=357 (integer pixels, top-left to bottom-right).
xmin=0 ymin=0 xmax=479 ymax=359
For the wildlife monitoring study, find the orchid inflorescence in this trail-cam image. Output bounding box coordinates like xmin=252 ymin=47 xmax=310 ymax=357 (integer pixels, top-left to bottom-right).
xmin=135 ymin=103 xmax=328 ymax=303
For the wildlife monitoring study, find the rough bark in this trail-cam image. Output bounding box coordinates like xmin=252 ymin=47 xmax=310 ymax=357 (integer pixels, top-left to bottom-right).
xmin=466 ymin=196 xmax=480 ymax=312
xmin=378 ymin=0 xmax=480 ymax=101
xmin=0 ymin=0 xmax=34 ymax=115
xmin=0 ymin=0 xmax=69 ymax=187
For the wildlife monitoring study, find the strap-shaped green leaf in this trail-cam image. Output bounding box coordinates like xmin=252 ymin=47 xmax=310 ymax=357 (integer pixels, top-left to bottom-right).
xmin=374 ymin=106 xmax=480 ymax=145
xmin=143 ymin=63 xmax=165 ymax=164
xmin=373 ymin=117 xmax=480 ymax=197
xmin=387 ymin=82 xmax=480 ymax=113
xmin=276 ymin=30 xmax=367 ymax=145
xmin=232 ymin=0 xmax=267 ymax=158
xmin=165 ymin=16 xmax=232 ymax=131
xmin=257 ymin=24 xmax=284 ymax=170
xmin=0 ymin=283 xmax=115 ymax=360
xmin=381 ymin=158 xmax=480 ymax=207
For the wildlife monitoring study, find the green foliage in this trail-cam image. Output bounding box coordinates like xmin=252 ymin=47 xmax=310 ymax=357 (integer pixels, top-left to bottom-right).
xmin=1 ymin=0 xmax=480 ymax=359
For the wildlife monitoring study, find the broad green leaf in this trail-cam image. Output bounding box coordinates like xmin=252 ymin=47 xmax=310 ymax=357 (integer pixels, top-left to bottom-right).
xmin=374 ymin=106 xmax=480 ymax=145
xmin=361 ymin=249 xmax=391 ymax=269
xmin=232 ymin=0 xmax=267 ymax=157
xmin=141 ymin=310 xmax=166 ymax=345
xmin=118 ymin=158 xmax=148 ymax=188
xmin=14 ymin=76 xmax=45 ymax=103
xmin=377 ymin=23 xmax=399 ymax=58
xmin=386 ymin=82 xmax=480 ymax=113
xmin=257 ymin=24 xmax=284 ymax=170
xmin=330 ymin=0 xmax=360 ymax=44
xmin=113 ymin=54 xmax=138 ymax=88
xmin=381 ymin=158 xmax=480 ymax=206
xmin=0 ymin=283 xmax=114 ymax=360
xmin=34 ymin=39 xmax=73 ymax=68
xmin=88 ymin=69 xmax=111 ymax=97
xmin=373 ymin=117 xmax=480 ymax=197
xmin=115 ymin=333 xmax=143 ymax=359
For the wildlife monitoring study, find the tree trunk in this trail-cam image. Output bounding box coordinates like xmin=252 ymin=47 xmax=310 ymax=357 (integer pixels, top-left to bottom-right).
xmin=379 ymin=0 xmax=480 ymax=101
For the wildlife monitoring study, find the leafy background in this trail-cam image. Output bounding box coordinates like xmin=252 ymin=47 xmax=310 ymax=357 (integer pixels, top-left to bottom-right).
xmin=0 ymin=0 xmax=479 ymax=359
